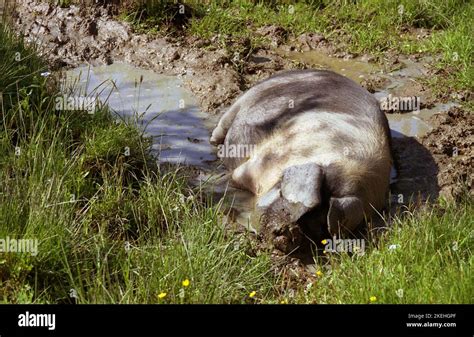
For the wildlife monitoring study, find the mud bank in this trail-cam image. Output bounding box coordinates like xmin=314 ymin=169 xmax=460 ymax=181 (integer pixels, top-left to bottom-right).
xmin=12 ymin=0 xmax=297 ymax=113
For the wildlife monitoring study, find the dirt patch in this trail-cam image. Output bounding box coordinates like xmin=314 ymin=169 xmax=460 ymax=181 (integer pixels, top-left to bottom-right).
xmin=421 ymin=107 xmax=473 ymax=201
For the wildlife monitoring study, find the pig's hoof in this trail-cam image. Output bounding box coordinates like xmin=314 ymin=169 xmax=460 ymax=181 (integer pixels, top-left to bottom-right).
xmin=210 ymin=128 xmax=225 ymax=145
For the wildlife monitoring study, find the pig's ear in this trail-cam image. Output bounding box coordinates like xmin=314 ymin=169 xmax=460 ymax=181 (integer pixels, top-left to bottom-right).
xmin=327 ymin=196 xmax=364 ymax=235
xmin=280 ymin=163 xmax=323 ymax=221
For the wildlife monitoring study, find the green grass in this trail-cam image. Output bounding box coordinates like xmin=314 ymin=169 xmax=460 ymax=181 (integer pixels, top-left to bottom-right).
xmin=0 ymin=6 xmax=472 ymax=304
xmin=290 ymin=199 xmax=473 ymax=304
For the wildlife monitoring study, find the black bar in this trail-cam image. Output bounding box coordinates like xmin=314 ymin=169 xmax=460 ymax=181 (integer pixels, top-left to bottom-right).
xmin=0 ymin=304 xmax=472 ymax=337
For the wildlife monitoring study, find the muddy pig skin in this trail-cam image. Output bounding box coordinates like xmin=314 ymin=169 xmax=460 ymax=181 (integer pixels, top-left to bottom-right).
xmin=211 ymin=69 xmax=392 ymax=241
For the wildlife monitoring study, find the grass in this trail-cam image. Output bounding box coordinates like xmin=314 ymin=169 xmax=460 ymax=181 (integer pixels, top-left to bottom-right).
xmin=0 ymin=3 xmax=472 ymax=304
xmin=292 ymin=199 xmax=473 ymax=304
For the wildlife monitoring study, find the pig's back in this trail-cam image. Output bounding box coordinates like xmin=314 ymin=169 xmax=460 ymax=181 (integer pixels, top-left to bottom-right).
xmin=226 ymin=70 xmax=390 ymax=145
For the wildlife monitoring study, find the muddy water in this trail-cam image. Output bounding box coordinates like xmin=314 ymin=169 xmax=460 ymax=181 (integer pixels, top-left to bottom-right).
xmin=381 ymin=102 xmax=459 ymax=138
xmin=63 ymin=63 xmax=217 ymax=167
xmin=281 ymin=49 xmax=378 ymax=83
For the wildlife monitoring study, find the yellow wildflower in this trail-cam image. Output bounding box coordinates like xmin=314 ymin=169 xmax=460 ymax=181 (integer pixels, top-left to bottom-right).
xmin=316 ymin=270 xmax=323 ymax=277
xmin=369 ymin=296 xmax=377 ymax=302
xmin=182 ymin=279 xmax=190 ymax=287
xmin=249 ymin=291 xmax=256 ymax=298
xmin=321 ymin=239 xmax=328 ymax=245
xmin=158 ymin=292 xmax=167 ymax=299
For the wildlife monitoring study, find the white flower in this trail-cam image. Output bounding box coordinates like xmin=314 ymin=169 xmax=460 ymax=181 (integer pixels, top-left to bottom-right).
xmin=388 ymin=244 xmax=400 ymax=251
xmin=40 ymin=71 xmax=51 ymax=77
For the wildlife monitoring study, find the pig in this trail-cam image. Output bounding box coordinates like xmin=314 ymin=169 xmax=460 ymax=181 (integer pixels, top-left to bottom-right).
xmin=211 ymin=69 xmax=392 ymax=248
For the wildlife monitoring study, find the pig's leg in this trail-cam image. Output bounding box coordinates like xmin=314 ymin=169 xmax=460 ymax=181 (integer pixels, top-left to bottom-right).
xmin=210 ymin=103 xmax=241 ymax=145
xmin=230 ymin=159 xmax=258 ymax=194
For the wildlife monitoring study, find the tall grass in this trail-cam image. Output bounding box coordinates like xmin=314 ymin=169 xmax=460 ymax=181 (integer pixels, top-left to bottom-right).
xmin=292 ymin=199 xmax=473 ymax=304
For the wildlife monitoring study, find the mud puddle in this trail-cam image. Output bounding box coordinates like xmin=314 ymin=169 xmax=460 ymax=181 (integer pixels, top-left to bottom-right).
xmin=384 ymin=102 xmax=459 ymax=139
xmin=280 ymin=49 xmax=378 ymax=83
xmin=63 ymin=63 xmax=254 ymax=228
xmin=63 ymin=63 xmax=217 ymax=167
